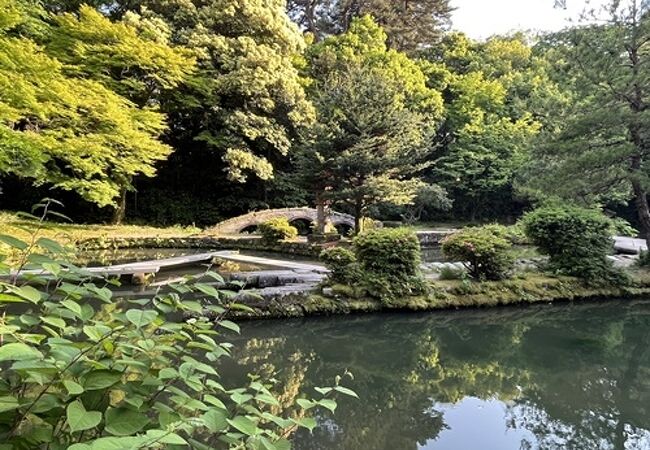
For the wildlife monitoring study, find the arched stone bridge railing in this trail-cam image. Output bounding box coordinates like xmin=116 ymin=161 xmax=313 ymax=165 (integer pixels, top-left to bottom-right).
xmin=207 ymin=207 xmax=355 ymax=235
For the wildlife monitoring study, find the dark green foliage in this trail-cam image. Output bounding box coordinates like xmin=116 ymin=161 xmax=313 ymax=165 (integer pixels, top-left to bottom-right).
xmin=258 ymin=218 xmax=299 ymax=244
xmin=441 ymin=224 xmax=514 ymax=281
xmin=354 ymin=228 xmax=421 ymax=278
xmin=287 ymin=0 xmax=453 ymax=52
xmin=320 ymin=246 xmax=358 ymax=283
xmin=523 ymin=2 xmax=650 ymax=245
xmin=352 ymin=228 xmax=426 ymax=299
xmin=521 ymin=204 xmax=625 ymax=284
xmin=637 ymin=250 xmax=650 ymax=268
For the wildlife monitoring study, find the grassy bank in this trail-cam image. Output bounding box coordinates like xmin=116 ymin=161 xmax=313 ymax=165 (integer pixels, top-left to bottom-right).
xmin=0 ymin=212 xmax=200 ymax=245
xmin=230 ymin=272 xmax=650 ymax=319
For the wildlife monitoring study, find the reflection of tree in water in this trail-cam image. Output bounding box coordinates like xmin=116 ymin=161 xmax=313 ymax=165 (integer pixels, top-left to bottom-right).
xmin=505 ymin=304 xmax=650 ymax=450
xmin=224 ymin=301 xmax=650 ymax=450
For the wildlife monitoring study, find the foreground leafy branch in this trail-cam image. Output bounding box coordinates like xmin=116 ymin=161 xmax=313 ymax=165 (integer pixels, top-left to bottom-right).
xmin=0 ymin=203 xmax=354 ymax=449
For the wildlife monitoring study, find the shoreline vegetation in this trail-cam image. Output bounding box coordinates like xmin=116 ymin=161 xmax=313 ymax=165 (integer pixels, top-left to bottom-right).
xmin=228 ymin=273 xmax=650 ymax=320
xmin=4 ymin=212 xmax=650 ymax=322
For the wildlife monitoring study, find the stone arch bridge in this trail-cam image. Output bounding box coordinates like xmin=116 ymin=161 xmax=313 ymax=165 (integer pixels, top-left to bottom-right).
xmin=207 ymin=208 xmax=355 ymax=235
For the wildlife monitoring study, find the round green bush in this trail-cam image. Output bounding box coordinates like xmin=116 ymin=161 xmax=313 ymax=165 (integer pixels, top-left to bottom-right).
xmin=353 ymin=227 xmax=422 ymax=279
xmin=521 ymin=204 xmax=624 ymax=283
xmin=320 ymin=246 xmax=357 ymax=283
xmin=441 ymin=224 xmax=514 ymax=281
xmin=258 ymin=217 xmax=298 ymax=243
xmin=352 ymin=228 xmax=426 ymax=300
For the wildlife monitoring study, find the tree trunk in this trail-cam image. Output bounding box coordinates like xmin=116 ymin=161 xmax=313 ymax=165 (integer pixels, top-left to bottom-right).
xmin=315 ymin=194 xmax=326 ymax=234
xmin=111 ymin=186 xmax=128 ymax=225
xmin=632 ymin=180 xmax=650 ymax=249
xmin=354 ymin=200 xmax=363 ymax=235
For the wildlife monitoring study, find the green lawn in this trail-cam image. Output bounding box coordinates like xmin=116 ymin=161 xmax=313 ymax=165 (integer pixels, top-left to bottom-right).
xmin=0 ymin=212 xmax=201 ymax=246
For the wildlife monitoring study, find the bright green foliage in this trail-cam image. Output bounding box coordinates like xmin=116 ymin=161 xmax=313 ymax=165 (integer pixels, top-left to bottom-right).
xmin=320 ymin=246 xmax=357 ymax=283
xmin=353 ymin=227 xmax=426 ymax=299
xmin=0 ymin=1 xmax=185 ymax=209
xmin=258 ymin=217 xmax=298 ymax=244
xmin=301 ymin=17 xmax=445 ymax=233
xmin=422 ymin=33 xmax=560 ymax=220
xmin=0 ymin=203 xmax=353 ymax=448
xmin=521 ymin=204 xmax=624 ymax=284
xmin=46 ymin=5 xmax=194 ymax=221
xmin=441 ymin=224 xmax=514 ymax=281
xmin=524 ymin=1 xmax=650 ymax=244
xmin=286 ymin=0 xmax=453 ymax=52
xmin=140 ymin=0 xmax=314 ymax=183
xmin=47 ymin=6 xmax=192 ymax=107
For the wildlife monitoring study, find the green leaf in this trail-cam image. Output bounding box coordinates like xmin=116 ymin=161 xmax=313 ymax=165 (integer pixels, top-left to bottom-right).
xmin=83 ymin=325 xmax=112 ymax=342
xmin=36 ymin=237 xmax=65 ymax=254
xmin=66 ymin=400 xmax=102 ymax=433
xmin=318 ymin=398 xmax=337 ymax=412
xmin=227 ymin=416 xmax=258 ymax=436
xmin=104 ymin=407 xmax=149 ymax=436
xmin=219 ymin=320 xmax=240 ymax=334
xmin=0 ymin=395 xmax=19 ymax=413
xmin=0 ymin=342 xmax=43 ymax=361
xmin=125 ymin=309 xmax=157 ymax=328
xmin=0 ymin=293 xmax=25 ymax=303
xmin=42 ymin=316 xmax=66 ymax=329
xmin=202 ymin=408 xmax=228 ymax=433
xmin=296 ymin=398 xmax=316 ymax=410
xmin=334 ymin=386 xmax=358 ymax=398
xmin=63 ymin=380 xmax=84 ymax=395
xmin=62 ymin=299 xmax=82 ymax=316
xmin=195 ymin=283 xmax=220 ymax=298
xmin=82 ymin=370 xmax=122 ymax=390
xmin=291 ymin=417 xmax=317 ymax=431
xmin=144 ymin=429 xmax=188 ymax=445
xmin=0 ymin=234 xmax=28 ymax=250
xmin=9 ymin=285 xmax=43 ymax=304
xmin=255 ymin=393 xmax=280 ymax=406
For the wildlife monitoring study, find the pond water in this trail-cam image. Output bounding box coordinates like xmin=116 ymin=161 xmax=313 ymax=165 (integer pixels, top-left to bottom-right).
xmin=221 ymin=300 xmax=650 ymax=450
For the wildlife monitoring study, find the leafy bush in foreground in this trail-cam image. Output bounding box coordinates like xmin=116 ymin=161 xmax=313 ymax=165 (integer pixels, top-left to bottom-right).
xmin=0 ymin=205 xmax=353 ymax=449
xmin=258 ymin=218 xmax=298 ymax=244
xmin=441 ymin=225 xmax=514 ymax=281
xmin=521 ymin=204 xmax=625 ymax=284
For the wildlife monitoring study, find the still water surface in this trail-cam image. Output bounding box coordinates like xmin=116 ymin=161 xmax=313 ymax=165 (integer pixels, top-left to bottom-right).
xmin=221 ymin=300 xmax=650 ymax=450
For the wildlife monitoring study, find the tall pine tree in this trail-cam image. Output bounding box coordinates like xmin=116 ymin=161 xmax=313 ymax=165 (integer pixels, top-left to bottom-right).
xmin=526 ymin=0 xmax=650 ymax=245
xmin=287 ymin=0 xmax=453 ymax=51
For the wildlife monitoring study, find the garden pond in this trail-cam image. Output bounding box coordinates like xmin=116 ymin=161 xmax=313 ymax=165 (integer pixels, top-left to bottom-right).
xmin=219 ymin=299 xmax=650 ymax=450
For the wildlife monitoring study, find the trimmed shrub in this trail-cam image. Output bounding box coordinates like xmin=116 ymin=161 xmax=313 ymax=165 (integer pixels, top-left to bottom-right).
xmin=353 ymin=228 xmax=426 ymax=299
xmin=521 ymin=204 xmax=625 ymax=284
xmin=441 ymin=225 xmax=514 ymax=281
xmin=320 ymin=246 xmax=358 ymax=283
xmin=258 ymin=217 xmax=298 ymax=243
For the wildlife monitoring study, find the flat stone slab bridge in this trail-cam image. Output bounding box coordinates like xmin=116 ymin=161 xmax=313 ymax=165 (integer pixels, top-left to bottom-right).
xmin=207 ymin=207 xmax=355 ymax=235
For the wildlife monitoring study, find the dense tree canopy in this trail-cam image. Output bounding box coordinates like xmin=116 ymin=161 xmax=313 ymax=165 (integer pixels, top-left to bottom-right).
xmin=287 ymin=0 xmax=453 ymax=51
xmin=0 ymin=1 xmax=189 ymax=216
xmin=136 ymin=0 xmax=315 ymax=184
xmin=524 ymin=0 xmax=650 ymax=243
xmin=4 ymin=0 xmax=649 ymax=234
xmin=420 ymin=32 xmax=561 ymax=220
xmin=299 ymin=16 xmax=446 ymax=231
